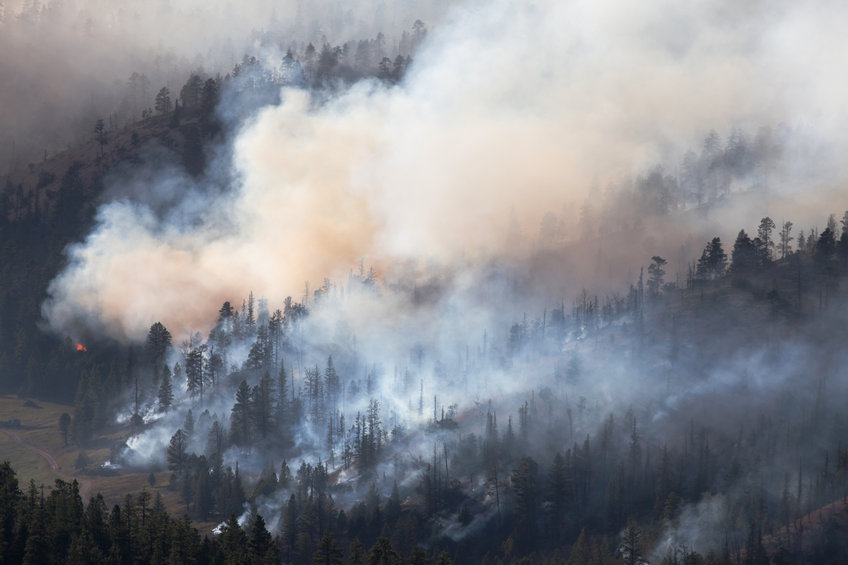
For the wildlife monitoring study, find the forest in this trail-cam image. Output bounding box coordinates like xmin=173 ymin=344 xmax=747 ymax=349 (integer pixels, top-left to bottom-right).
xmin=3 ymin=1 xmax=848 ymax=564
xmin=4 ymin=201 xmax=848 ymax=563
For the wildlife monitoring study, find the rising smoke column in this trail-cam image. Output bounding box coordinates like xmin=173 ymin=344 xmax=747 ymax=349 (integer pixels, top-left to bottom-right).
xmin=42 ymin=0 xmax=848 ymax=343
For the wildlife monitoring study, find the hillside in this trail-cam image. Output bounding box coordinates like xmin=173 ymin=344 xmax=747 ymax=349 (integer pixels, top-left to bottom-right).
xmin=4 ymin=2 xmax=848 ymax=562
xmin=0 ymin=105 xmax=214 ymax=401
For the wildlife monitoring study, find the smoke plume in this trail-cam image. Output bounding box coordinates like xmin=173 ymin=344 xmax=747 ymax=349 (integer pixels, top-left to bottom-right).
xmin=41 ymin=0 xmax=848 ymax=341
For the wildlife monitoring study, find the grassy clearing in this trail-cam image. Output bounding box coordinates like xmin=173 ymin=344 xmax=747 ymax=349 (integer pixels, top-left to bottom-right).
xmin=0 ymin=395 xmax=218 ymax=530
xmin=0 ymin=432 xmax=57 ymax=486
xmin=0 ymin=394 xmax=68 ymax=482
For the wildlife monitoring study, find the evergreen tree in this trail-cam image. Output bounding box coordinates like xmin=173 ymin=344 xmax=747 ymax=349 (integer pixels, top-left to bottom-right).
xmin=281 ymin=494 xmax=298 ymax=563
xmin=385 ymin=481 xmax=401 ymax=526
xmin=312 ymin=532 xmax=344 ymax=565
xmin=21 ymin=504 xmax=49 ymax=565
xmin=568 ymin=527 xmax=592 ymax=565
xmin=183 ymin=409 xmax=195 ymax=441
xmin=157 ymin=365 xmax=173 ymax=411
xmin=348 ymin=538 xmax=366 ymax=565
xmin=409 ymin=547 xmax=429 ymax=565
xmin=839 ymin=212 xmax=848 ymax=267
xmin=435 ymin=550 xmax=452 ymax=565
xmin=248 ymin=512 xmax=277 ymax=564
xmin=731 ymin=230 xmax=758 ymax=276
xmin=206 ymin=420 xmax=225 ymax=458
xmin=695 ymin=237 xmax=727 ymax=281
xmin=180 ymin=74 xmax=204 ymax=109
xmin=154 ymin=87 xmax=172 ymax=114
xmin=367 ymin=537 xmax=402 ymax=565
xmin=616 ymin=519 xmax=647 ymax=565
xmin=252 ymin=371 xmax=275 ymax=439
xmin=647 ymin=256 xmax=667 ymax=298
xmin=230 ymin=380 xmax=252 ymax=445
xmin=779 ymin=221 xmax=794 ymax=260
xmin=815 ymin=227 xmax=837 ymax=263
xmin=218 ymin=514 xmax=249 ymax=565
xmin=757 ymin=217 xmax=775 ymax=264
xmin=276 ymin=361 xmax=290 ymax=429
xmin=167 ymin=429 xmax=187 ymax=476
xmin=168 ymin=516 xmax=201 ymax=565
xmin=185 ymin=346 xmax=206 ymax=402
xmin=200 ymin=78 xmax=220 ymax=126
xmin=325 ymin=356 xmax=340 ymax=408
xmin=547 ymin=452 xmax=572 ymax=537
xmin=511 ymin=456 xmax=539 ymax=550
xmin=145 ymin=322 xmax=171 ymax=382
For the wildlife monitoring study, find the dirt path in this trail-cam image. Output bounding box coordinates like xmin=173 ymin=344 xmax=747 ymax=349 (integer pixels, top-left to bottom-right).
xmin=3 ymin=429 xmax=92 ymax=501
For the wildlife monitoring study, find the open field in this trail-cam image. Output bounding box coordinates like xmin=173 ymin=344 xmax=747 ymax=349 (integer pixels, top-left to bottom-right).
xmin=0 ymin=394 xmax=217 ymax=532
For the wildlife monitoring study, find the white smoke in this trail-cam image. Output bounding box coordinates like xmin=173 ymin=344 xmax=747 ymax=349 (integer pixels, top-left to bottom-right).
xmin=40 ymin=0 xmax=848 ymax=344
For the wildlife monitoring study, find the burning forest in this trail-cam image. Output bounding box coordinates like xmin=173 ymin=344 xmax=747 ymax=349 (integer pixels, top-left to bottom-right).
xmin=2 ymin=0 xmax=848 ymax=563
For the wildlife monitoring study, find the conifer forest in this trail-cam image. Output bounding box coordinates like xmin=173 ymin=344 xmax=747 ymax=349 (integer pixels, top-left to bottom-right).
xmin=2 ymin=1 xmax=848 ymax=563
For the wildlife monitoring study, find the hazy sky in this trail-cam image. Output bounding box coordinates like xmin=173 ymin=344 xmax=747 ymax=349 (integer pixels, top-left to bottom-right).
xmin=0 ymin=0 xmax=449 ymax=168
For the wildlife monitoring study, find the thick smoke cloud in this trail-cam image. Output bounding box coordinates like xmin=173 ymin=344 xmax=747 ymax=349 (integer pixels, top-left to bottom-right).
xmin=42 ymin=0 xmax=848 ymax=342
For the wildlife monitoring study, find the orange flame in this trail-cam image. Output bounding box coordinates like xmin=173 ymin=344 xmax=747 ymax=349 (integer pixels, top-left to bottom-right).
xmin=76 ymin=344 xmax=87 ymax=352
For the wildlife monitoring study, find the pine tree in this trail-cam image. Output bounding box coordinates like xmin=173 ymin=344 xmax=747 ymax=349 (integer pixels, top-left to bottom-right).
xmin=154 ymin=87 xmax=172 ymax=114
xmin=409 ymin=547 xmax=429 ymax=565
xmin=547 ymin=452 xmax=572 ymax=537
xmin=779 ymin=221 xmax=794 ymax=260
xmin=230 ymin=380 xmax=251 ymax=445
xmin=146 ymin=322 xmax=171 ymax=382
xmin=281 ymin=495 xmax=298 ymax=563
xmin=248 ymin=512 xmax=277 ymax=564
xmin=206 ymin=420 xmax=225 ymax=458
xmin=646 ymin=256 xmax=667 ymax=298
xmin=367 ymin=537 xmax=402 ymax=565
xmin=731 ymin=230 xmax=758 ymax=276
xmin=511 ymin=456 xmax=539 ymax=550
xmin=21 ymin=504 xmax=49 ymax=565
xmin=696 ymin=237 xmax=727 ymax=280
xmin=325 ymin=356 xmax=340 ymax=408
xmin=169 ymin=516 xmax=201 ymax=564
xmin=568 ymin=527 xmax=592 ymax=565
xmin=252 ymin=371 xmax=275 ymax=439
xmin=276 ymin=361 xmax=290 ymax=431
xmin=219 ymin=513 xmax=248 ymax=565
xmin=616 ymin=519 xmax=647 ymax=565
xmin=757 ymin=217 xmax=776 ymax=264
xmin=167 ymin=429 xmax=187 ymax=476
xmin=185 ymin=346 xmax=206 ymax=402
xmin=157 ymin=365 xmax=173 ymax=411
xmin=435 ymin=550 xmax=452 ymax=565
xmin=312 ymin=532 xmax=344 ymax=565
xmin=348 ymin=538 xmax=366 ymax=565
xmin=183 ymin=409 xmax=195 ymax=441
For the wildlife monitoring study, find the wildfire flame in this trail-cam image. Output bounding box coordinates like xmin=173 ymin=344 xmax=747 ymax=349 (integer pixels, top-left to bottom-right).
xmin=76 ymin=344 xmax=87 ymax=352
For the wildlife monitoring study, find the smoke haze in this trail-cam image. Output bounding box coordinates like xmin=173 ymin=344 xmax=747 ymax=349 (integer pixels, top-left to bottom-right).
xmin=10 ymin=2 xmax=848 ymax=557
xmin=0 ymin=0 xmax=448 ymax=171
